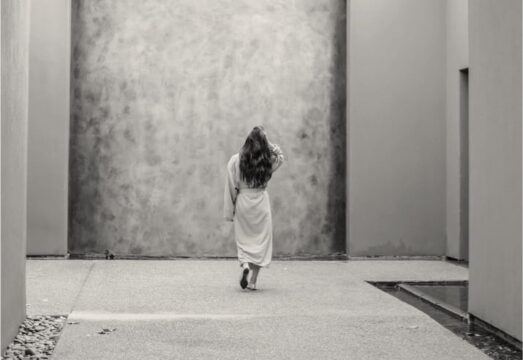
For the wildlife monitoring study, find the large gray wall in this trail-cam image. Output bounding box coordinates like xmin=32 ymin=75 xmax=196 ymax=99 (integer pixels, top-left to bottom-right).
xmin=1 ymin=0 xmax=30 ymax=352
xmin=445 ymin=0 xmax=469 ymax=260
xmin=468 ymin=0 xmax=522 ymax=341
xmin=69 ymin=0 xmax=346 ymax=257
xmin=27 ymin=0 xmax=71 ymax=256
xmin=348 ymin=0 xmax=446 ymax=256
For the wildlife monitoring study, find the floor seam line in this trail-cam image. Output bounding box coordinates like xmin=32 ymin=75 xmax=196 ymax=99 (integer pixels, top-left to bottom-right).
xmin=69 ymin=262 xmax=96 ymax=315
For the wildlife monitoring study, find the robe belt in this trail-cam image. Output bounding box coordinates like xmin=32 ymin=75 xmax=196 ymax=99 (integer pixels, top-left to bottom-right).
xmin=238 ymin=187 xmax=266 ymax=193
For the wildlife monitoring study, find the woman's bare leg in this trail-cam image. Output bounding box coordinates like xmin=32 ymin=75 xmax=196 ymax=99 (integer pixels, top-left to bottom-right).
xmin=248 ymin=264 xmax=260 ymax=289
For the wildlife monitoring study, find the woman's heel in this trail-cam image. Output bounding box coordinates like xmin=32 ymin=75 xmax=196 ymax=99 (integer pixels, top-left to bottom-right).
xmin=240 ymin=264 xmax=250 ymax=289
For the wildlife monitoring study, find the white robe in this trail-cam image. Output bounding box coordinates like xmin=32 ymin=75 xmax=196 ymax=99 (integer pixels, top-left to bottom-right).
xmin=224 ymin=145 xmax=284 ymax=267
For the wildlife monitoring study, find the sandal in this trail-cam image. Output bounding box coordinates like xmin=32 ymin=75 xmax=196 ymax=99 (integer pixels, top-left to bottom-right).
xmin=240 ymin=266 xmax=250 ymax=289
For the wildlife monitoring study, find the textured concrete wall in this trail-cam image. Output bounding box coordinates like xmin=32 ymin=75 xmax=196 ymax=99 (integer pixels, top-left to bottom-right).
xmin=445 ymin=0 xmax=469 ymax=260
xmin=1 ymin=0 xmax=29 ymax=352
xmin=69 ymin=0 xmax=346 ymax=257
xmin=348 ymin=0 xmax=446 ymax=256
xmin=468 ymin=0 xmax=522 ymax=341
xmin=27 ymin=0 xmax=71 ymax=255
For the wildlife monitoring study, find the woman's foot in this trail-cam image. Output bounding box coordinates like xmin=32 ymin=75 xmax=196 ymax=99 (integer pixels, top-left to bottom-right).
xmin=240 ymin=264 xmax=250 ymax=289
xmin=247 ymin=283 xmax=257 ymax=291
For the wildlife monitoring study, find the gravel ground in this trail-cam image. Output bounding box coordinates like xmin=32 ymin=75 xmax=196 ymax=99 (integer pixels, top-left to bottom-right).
xmin=2 ymin=315 xmax=67 ymax=360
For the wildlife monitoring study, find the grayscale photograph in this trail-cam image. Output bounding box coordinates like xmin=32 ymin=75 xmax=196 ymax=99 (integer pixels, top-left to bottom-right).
xmin=1 ymin=0 xmax=522 ymax=359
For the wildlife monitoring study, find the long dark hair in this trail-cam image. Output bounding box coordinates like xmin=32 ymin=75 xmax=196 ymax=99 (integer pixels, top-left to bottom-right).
xmin=239 ymin=126 xmax=273 ymax=188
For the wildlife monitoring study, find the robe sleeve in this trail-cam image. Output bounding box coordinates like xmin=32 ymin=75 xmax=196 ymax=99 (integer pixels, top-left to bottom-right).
xmin=224 ymin=155 xmax=239 ymax=221
xmin=269 ymin=143 xmax=285 ymax=173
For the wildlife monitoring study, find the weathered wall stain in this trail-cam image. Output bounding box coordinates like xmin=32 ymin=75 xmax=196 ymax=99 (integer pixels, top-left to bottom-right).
xmin=69 ymin=0 xmax=346 ymax=256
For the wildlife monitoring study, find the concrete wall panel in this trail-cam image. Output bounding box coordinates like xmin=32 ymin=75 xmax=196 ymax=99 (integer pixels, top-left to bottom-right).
xmin=1 ymin=0 xmax=30 ymax=352
xmin=27 ymin=0 xmax=71 ymax=256
xmin=69 ymin=0 xmax=346 ymax=257
xmin=445 ymin=0 xmax=469 ymax=260
xmin=348 ymin=0 xmax=446 ymax=256
xmin=468 ymin=0 xmax=522 ymax=341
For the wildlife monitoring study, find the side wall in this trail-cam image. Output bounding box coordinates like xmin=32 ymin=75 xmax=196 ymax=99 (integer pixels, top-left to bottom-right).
xmin=69 ymin=0 xmax=346 ymax=257
xmin=348 ymin=0 xmax=446 ymax=256
xmin=27 ymin=0 xmax=71 ymax=256
xmin=1 ymin=0 xmax=30 ymax=352
xmin=445 ymin=0 xmax=469 ymax=260
xmin=468 ymin=0 xmax=522 ymax=341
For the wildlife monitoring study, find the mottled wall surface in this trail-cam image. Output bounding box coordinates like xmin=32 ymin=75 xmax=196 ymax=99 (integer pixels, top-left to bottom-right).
xmin=69 ymin=0 xmax=346 ymax=256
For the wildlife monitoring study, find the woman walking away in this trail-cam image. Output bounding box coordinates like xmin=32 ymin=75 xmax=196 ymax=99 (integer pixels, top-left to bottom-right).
xmin=224 ymin=126 xmax=284 ymax=290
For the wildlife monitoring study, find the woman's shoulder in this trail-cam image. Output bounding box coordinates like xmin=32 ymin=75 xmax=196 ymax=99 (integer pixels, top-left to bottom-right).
xmin=227 ymin=153 xmax=240 ymax=167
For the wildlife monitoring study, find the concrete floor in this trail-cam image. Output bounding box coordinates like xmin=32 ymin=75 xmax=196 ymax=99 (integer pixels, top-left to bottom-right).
xmin=26 ymin=259 xmax=488 ymax=360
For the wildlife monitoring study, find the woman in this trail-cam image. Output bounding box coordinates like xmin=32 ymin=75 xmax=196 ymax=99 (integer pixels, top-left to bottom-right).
xmin=224 ymin=126 xmax=284 ymax=290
